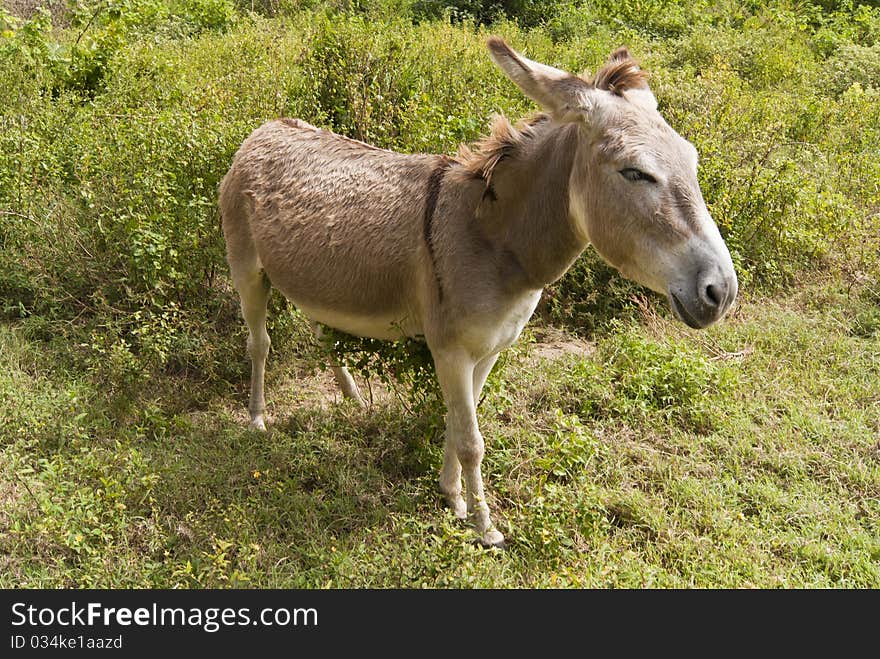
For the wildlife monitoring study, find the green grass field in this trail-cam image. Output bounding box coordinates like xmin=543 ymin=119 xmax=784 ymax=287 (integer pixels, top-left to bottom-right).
xmin=2 ymin=277 xmax=878 ymax=587
xmin=1 ymin=0 xmax=879 ymax=587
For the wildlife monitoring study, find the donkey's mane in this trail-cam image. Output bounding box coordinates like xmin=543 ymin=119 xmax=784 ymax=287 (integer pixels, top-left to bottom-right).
xmin=454 ymin=113 xmax=549 ymax=192
xmin=590 ymin=47 xmax=649 ymax=96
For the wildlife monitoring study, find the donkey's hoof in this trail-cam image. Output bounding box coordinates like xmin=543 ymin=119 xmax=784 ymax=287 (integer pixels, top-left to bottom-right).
xmin=249 ymin=415 xmax=267 ymax=432
xmin=477 ymin=527 xmax=506 ymax=548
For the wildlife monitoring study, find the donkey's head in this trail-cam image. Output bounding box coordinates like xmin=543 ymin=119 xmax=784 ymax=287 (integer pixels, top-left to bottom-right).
xmin=488 ymin=38 xmax=737 ymax=329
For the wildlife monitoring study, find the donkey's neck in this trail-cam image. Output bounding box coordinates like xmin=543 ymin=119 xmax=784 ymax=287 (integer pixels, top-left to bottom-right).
xmin=479 ymin=120 xmax=587 ymax=290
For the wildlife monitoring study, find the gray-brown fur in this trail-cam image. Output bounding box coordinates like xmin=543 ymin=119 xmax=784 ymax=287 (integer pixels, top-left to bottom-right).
xmin=220 ymin=113 xmax=582 ymax=341
xmin=221 ymin=118 xmax=444 ymax=332
xmin=446 ymin=119 xmax=584 ymax=291
xmin=219 ymin=39 xmax=737 ymax=547
xmin=456 ymin=113 xmax=550 ymax=199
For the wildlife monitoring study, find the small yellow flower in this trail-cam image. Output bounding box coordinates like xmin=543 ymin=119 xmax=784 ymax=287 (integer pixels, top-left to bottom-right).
xmin=253 ymin=470 xmax=261 ymax=479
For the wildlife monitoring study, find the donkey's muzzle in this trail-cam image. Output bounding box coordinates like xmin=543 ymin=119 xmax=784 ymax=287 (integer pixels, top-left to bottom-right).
xmin=668 ymin=267 xmax=737 ymax=329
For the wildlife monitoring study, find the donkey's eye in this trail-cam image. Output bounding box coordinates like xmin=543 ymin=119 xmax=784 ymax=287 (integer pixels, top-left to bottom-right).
xmin=620 ymin=168 xmax=657 ymax=183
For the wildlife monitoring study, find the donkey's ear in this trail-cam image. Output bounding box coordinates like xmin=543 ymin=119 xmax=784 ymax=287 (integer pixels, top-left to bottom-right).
xmin=592 ymin=45 xmax=656 ymax=110
xmin=487 ymin=37 xmax=592 ymax=121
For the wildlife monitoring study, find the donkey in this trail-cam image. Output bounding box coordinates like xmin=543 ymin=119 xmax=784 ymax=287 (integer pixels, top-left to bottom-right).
xmin=219 ymin=38 xmax=737 ymax=546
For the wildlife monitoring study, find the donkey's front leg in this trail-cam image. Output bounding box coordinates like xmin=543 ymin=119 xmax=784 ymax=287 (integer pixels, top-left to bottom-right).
xmin=434 ymin=350 xmax=504 ymax=547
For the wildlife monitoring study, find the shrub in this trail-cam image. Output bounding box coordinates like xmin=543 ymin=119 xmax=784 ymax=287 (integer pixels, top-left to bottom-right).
xmin=411 ymin=0 xmax=570 ymax=27
xmin=2 ymin=0 xmax=879 ymax=391
xmin=825 ymin=42 xmax=880 ymax=94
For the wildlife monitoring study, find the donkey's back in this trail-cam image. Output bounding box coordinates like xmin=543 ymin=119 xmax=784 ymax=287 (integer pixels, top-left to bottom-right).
xmin=220 ymin=118 xmax=444 ymax=339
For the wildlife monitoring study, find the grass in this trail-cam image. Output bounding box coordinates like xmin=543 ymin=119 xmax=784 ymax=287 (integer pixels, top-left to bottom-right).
xmin=2 ymin=278 xmax=878 ymax=588
xmin=2 ymin=0 xmax=879 ymax=589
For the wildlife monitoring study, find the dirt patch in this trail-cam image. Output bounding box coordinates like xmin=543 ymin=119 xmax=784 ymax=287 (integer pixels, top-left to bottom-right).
xmin=528 ymin=327 xmax=595 ymax=361
xmin=233 ymin=326 xmax=595 ymax=418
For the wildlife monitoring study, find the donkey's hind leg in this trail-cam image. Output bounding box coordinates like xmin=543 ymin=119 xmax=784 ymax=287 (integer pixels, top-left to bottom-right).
xmin=232 ymin=267 xmax=271 ymax=431
xmin=311 ymin=322 xmax=366 ymax=406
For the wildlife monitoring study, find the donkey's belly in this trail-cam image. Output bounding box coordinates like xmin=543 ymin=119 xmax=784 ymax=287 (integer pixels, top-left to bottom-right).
xmin=293 ymin=300 xmax=423 ymax=341
xmin=256 ymin=232 xmax=426 ymax=341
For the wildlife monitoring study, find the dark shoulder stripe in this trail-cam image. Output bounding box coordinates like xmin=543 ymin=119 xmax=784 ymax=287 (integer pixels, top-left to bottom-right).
xmin=423 ymin=159 xmax=452 ymax=302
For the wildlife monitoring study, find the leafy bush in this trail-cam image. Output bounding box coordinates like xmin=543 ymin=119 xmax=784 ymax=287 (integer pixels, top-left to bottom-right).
xmin=1 ymin=0 xmax=879 ymax=392
xmin=411 ymin=0 xmax=567 ymax=27
xmin=544 ymin=252 xmax=643 ymax=334
xmin=317 ymin=327 xmax=443 ymax=414
xmin=825 ymin=42 xmax=880 ymax=94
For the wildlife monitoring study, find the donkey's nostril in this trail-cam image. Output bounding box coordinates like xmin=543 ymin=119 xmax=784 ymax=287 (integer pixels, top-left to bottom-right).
xmin=705 ymin=283 xmax=722 ymax=308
